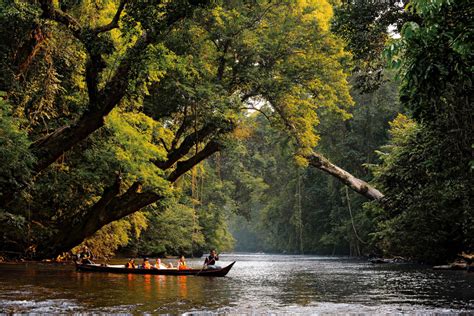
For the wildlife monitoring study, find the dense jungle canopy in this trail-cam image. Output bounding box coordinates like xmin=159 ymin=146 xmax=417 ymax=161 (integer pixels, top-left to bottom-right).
xmin=0 ymin=0 xmax=472 ymax=264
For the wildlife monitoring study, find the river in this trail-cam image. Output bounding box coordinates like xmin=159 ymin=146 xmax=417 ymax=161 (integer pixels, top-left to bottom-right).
xmin=0 ymin=253 xmax=473 ymax=314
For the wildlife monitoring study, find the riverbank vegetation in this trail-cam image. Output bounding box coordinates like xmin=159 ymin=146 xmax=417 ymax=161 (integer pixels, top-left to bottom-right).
xmin=0 ymin=0 xmax=472 ymax=264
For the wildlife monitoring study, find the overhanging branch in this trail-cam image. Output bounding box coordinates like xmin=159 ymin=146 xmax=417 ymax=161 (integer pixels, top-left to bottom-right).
xmin=307 ymin=151 xmax=384 ymax=200
xmin=268 ymin=97 xmax=384 ymax=200
xmin=167 ymin=140 xmax=220 ymax=182
xmin=153 ymin=121 xmax=219 ymax=170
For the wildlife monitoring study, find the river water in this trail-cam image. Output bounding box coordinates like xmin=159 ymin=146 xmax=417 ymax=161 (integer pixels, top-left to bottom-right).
xmin=0 ymin=253 xmax=473 ymax=314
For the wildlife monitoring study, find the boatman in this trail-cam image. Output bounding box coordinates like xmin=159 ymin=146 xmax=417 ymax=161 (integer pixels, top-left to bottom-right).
xmin=204 ymin=249 xmax=219 ymax=270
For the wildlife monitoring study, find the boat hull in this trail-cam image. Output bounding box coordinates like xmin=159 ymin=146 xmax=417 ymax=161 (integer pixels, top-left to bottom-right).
xmin=76 ymin=261 xmax=235 ymax=277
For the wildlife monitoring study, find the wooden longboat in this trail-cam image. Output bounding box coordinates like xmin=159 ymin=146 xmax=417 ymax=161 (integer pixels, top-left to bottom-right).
xmin=76 ymin=261 xmax=235 ymax=277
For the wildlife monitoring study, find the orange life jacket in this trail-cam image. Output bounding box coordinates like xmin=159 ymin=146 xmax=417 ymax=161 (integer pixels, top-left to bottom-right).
xmin=178 ymin=261 xmax=187 ymax=270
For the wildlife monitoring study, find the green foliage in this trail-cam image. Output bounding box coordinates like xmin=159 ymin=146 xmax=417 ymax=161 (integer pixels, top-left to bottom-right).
xmin=226 ymin=114 xmax=354 ymax=253
xmin=0 ymin=1 xmax=41 ymax=92
xmin=0 ymin=211 xmax=28 ymax=256
xmin=130 ymin=161 xmax=236 ymax=257
xmin=301 ymin=77 xmax=401 ymax=255
xmin=21 ymin=108 xmax=171 ymax=221
xmin=117 ymin=0 xmax=355 ymax=258
xmin=105 ymin=110 xmax=169 ymax=190
xmin=223 ymin=76 xmax=401 ymax=255
xmin=0 ymin=94 xmax=35 ymax=202
xmin=131 ymin=203 xmax=206 ymax=257
xmin=0 ymin=2 xmax=87 ymax=130
xmin=0 ymin=94 xmax=36 ymax=254
xmin=367 ymin=115 xmax=473 ymax=263
xmin=332 ymin=0 xmax=410 ymax=91
xmin=394 ymin=0 xmax=473 ymax=126
xmin=74 ymin=212 xmax=148 ymax=259
xmin=368 ymin=0 xmax=474 ymax=263
xmin=198 ymin=201 xmax=235 ymax=253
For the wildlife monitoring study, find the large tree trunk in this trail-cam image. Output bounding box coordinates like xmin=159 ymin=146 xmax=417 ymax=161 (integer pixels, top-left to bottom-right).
xmin=39 ymin=180 xmax=162 ymax=258
xmin=269 ymin=100 xmax=384 ymax=201
xmin=307 ymin=151 xmax=384 ymax=200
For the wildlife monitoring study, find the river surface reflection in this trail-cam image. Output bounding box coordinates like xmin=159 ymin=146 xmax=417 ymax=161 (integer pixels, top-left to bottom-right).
xmin=0 ymin=253 xmax=473 ymax=313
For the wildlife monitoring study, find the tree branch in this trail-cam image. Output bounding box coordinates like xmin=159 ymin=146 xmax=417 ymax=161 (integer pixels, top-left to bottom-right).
xmin=217 ymin=40 xmax=230 ymax=81
xmin=30 ymin=1 xmax=212 ymax=177
xmin=159 ymin=138 xmax=171 ymax=153
xmin=93 ymin=0 xmax=128 ymax=34
xmin=29 ymin=33 xmax=151 ymax=173
xmin=153 ymin=121 xmax=220 ymax=170
xmin=167 ymin=140 xmax=220 ymax=182
xmin=85 ymin=173 xmax=122 ymax=215
xmin=171 ymin=106 xmax=190 ymax=150
xmin=241 ymin=90 xmax=260 ymax=103
xmin=32 ymin=0 xmax=205 ymax=175
xmin=307 ymin=152 xmax=384 ymax=200
xmin=240 ymin=107 xmax=272 ymax=122
xmin=39 ymin=0 xmax=82 ymax=39
xmin=95 ymin=33 xmax=149 ymax=111
xmin=268 ymin=97 xmax=384 ymax=200
xmin=45 ymin=137 xmax=221 ymax=256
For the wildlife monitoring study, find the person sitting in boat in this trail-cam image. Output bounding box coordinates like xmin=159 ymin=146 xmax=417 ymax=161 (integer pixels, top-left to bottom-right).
xmin=125 ymin=258 xmax=136 ymax=269
xmin=204 ymin=249 xmax=219 ymax=269
xmin=154 ymin=258 xmax=167 ymax=269
xmin=142 ymin=258 xmax=151 ymax=269
xmin=177 ymin=255 xmax=188 ymax=270
xmin=78 ymin=246 xmax=93 ymax=264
